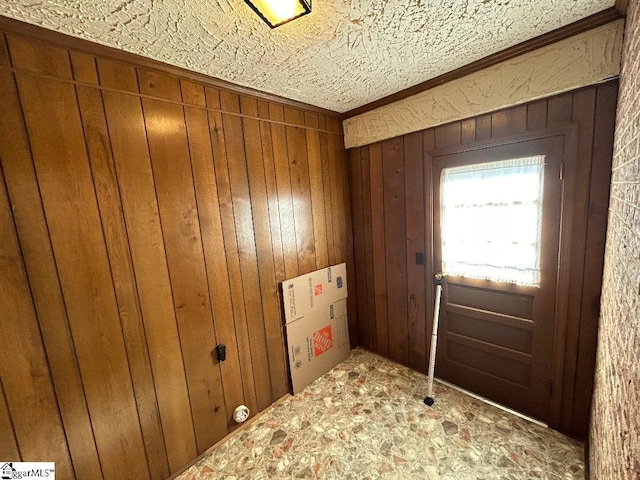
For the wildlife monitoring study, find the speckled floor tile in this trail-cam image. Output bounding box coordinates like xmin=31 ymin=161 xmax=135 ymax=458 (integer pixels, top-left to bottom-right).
xmin=176 ymin=348 xmax=584 ymax=479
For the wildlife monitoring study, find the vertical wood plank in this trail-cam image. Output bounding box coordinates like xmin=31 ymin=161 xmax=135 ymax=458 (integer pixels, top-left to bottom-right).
xmin=182 ymin=87 xmax=244 ymax=429
xmin=261 ymin=101 xmax=293 ymax=370
xmin=304 ymin=111 xmax=319 ymax=129
xmin=206 ymin=87 xmax=259 ymax=416
xmin=96 ymin=58 xmax=139 ymax=92
xmin=250 ymin=107 xmax=289 ymax=392
xmin=369 ymin=142 xmax=389 ymax=356
xmin=257 ymin=100 xmax=286 ymax=284
xmin=349 ymin=148 xmax=368 ymax=347
xmin=328 ymin=132 xmax=348 ymax=267
xmin=327 ymin=118 xmax=349 ymax=269
xmin=317 ymin=115 xmax=327 ymax=131
xmin=340 ymin=137 xmax=358 ymax=346
xmin=0 ymin=33 xmax=10 ymax=66
xmin=319 ymin=128 xmax=336 ymax=266
xmin=70 ymin=51 xmax=99 ymax=84
xmin=527 ymin=100 xmax=548 ymax=131
xmin=0 ymin=380 xmax=20 ymax=460
xmin=361 ymin=147 xmax=377 ymax=350
xmin=219 ymin=91 xmax=273 ymax=412
xmin=548 ymin=124 xmax=580 ymax=431
xmin=284 ymin=106 xmax=305 ymax=126
xmin=0 ymin=71 xmax=103 ymax=479
xmin=305 ymin=112 xmax=330 ymax=269
xmin=547 ymin=93 xmax=573 ymax=125
xmin=404 ymin=131 xmax=426 ymax=372
xmin=6 ymin=34 xmax=72 ymax=78
xmin=326 ymin=117 xmax=341 ymax=134
xmin=423 ymin=129 xmax=435 ymax=152
xmin=491 ymin=106 xmax=527 ymax=138
xmin=269 ymin=103 xmax=299 ymax=280
xmin=435 ymin=122 xmax=461 ymax=150
xmin=475 ymin=114 xmax=492 ymax=141
xmin=0 ymin=166 xmax=74 ymax=477
xmin=331 ymin=134 xmax=355 ymax=346
xmin=559 ymin=88 xmax=597 ymax=431
xmin=285 ymin=107 xmax=316 ymax=274
xmin=101 ymin=85 xmax=196 ymax=471
xmin=328 ymin=126 xmax=357 ymax=343
xmin=142 ymin=95 xmax=228 ymax=451
xmin=138 ymin=68 xmax=182 ymax=102
xmin=180 ymin=80 xmax=207 ymax=106
xmin=461 ymin=119 xmax=475 ymax=144
xmin=325 ymin=115 xmax=356 ymax=342
xmin=240 ymin=95 xmax=289 ymax=402
xmin=76 ymin=84 xmax=170 ymax=479
xmin=382 ymin=137 xmax=409 ymax=364
xmin=572 ymin=82 xmax=617 ymax=436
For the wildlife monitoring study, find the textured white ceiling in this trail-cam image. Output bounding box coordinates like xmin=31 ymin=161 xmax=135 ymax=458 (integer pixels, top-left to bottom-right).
xmin=0 ymin=0 xmax=615 ymax=112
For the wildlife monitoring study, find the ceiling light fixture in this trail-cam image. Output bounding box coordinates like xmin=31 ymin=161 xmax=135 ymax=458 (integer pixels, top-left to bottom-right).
xmin=244 ymin=0 xmax=312 ymax=28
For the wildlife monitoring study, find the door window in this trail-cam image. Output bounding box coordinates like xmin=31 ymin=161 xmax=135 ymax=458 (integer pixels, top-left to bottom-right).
xmin=440 ymin=156 xmax=545 ymax=286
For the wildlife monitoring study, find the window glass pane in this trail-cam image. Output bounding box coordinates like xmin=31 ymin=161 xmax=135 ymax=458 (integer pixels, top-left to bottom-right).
xmin=441 ymin=156 xmax=545 ymax=286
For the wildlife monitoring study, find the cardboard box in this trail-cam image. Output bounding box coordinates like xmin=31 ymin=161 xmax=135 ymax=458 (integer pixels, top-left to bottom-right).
xmin=285 ymin=298 xmax=350 ymax=394
xmin=282 ymin=263 xmax=347 ymax=324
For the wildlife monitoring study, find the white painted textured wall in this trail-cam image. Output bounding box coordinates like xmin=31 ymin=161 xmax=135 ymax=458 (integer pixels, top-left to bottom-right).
xmin=343 ymin=20 xmax=624 ymax=148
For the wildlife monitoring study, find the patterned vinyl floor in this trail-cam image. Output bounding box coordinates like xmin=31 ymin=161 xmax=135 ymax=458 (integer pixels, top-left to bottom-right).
xmin=175 ymin=348 xmax=585 ymax=479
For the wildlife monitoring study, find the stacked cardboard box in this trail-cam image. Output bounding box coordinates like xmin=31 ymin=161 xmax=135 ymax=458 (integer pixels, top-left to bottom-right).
xmin=282 ymin=263 xmax=350 ymax=394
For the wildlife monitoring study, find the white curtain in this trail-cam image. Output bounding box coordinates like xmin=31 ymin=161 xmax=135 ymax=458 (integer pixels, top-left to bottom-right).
xmin=440 ymin=156 xmax=545 ymax=286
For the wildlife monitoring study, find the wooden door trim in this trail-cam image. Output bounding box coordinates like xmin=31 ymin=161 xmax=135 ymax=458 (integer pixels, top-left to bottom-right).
xmin=426 ymin=124 xmax=578 ymax=157
xmin=549 ymin=123 xmax=579 ymax=429
xmin=424 ymin=124 xmax=579 ymax=430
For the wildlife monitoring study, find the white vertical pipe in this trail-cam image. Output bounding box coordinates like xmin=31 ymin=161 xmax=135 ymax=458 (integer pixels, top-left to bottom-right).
xmin=426 ymin=278 xmax=443 ymax=399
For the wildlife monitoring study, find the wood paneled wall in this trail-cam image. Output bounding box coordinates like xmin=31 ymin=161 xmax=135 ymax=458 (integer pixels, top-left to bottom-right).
xmin=348 ymin=81 xmax=618 ymax=439
xmin=0 ymin=28 xmax=352 ymax=479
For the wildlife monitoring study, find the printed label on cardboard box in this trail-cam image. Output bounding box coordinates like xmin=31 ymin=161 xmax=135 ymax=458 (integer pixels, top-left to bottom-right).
xmin=313 ymin=325 xmax=333 ymax=356
xmin=282 ymin=263 xmax=347 ymax=324
xmin=285 ymin=298 xmax=350 ymax=394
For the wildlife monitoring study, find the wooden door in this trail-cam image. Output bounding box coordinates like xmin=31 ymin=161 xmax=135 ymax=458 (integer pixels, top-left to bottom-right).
xmin=432 ymin=135 xmax=564 ymax=423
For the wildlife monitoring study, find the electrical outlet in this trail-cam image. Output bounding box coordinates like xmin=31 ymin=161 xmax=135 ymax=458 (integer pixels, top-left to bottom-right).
xmin=216 ymin=344 xmax=226 ymax=362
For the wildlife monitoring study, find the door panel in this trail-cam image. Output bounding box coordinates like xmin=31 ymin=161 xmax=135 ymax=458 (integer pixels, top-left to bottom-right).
xmin=433 ymin=135 xmax=564 ymax=423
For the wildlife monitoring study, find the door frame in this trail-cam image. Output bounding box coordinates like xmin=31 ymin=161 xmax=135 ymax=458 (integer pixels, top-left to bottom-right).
xmin=423 ymin=124 xmax=579 ymax=430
